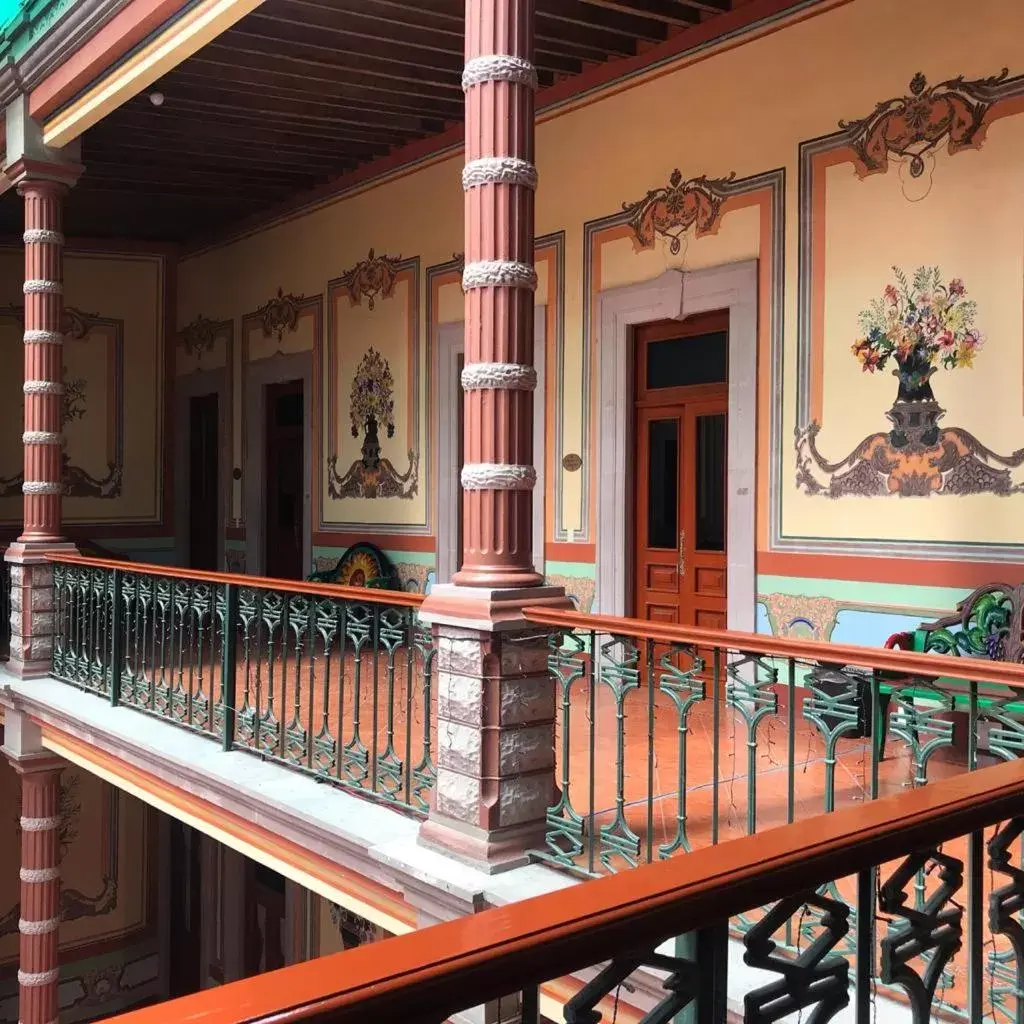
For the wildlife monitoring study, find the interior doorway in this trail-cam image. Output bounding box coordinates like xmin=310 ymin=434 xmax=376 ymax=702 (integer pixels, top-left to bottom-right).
xmin=168 ymin=820 xmax=203 ymax=998
xmin=264 ymin=379 xmax=305 ymax=580
xmin=188 ymin=393 xmax=220 ymax=571
xmin=632 ymin=312 xmax=728 ymax=631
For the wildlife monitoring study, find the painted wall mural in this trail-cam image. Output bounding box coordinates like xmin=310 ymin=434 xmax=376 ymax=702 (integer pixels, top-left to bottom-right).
xmin=839 ymin=69 xmax=1009 ymax=190
xmin=336 ymin=248 xmax=400 ymax=310
xmin=622 ymin=168 xmax=735 ymax=254
xmin=796 ymin=266 xmax=1024 ymax=497
xmin=327 ymin=348 xmax=418 ymax=499
xmin=256 ymin=287 xmax=304 ymax=343
xmin=0 ymin=304 xmax=124 ymax=500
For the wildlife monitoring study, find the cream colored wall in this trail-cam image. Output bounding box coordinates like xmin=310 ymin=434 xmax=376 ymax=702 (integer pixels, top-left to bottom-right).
xmin=177 ymin=0 xmax=1024 ymax=585
xmin=0 ymin=247 xmax=168 ymax=529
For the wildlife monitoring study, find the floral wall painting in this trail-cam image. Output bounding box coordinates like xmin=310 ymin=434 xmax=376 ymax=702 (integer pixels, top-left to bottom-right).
xmin=796 ymin=266 xmax=1024 ymax=498
xmin=327 ymin=347 xmax=418 ymax=500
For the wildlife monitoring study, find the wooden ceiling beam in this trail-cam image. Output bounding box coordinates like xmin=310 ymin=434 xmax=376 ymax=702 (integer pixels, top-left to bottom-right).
xmin=269 ymin=0 xmax=638 ymax=59
xmin=674 ymin=0 xmax=729 ymax=12
xmin=83 ymin=166 xmax=296 ymax=200
xmin=84 ymin=139 xmax=348 ymax=179
xmin=164 ymin=65 xmax=465 ymax=120
xmin=90 ymin=114 xmax=390 ymax=162
xmin=538 ymin=0 xmax=666 ymax=41
xmin=244 ymin=11 xmax=585 ymax=76
xmin=151 ymin=80 xmax=442 ymax=134
xmin=219 ymin=27 xmax=481 ymax=90
xmin=101 ymin=103 xmax=399 ymax=150
xmin=574 ymin=0 xmax=698 ymax=27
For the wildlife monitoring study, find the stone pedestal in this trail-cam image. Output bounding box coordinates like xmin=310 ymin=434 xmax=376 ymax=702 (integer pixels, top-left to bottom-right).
xmin=419 ymin=586 xmax=570 ymax=873
xmin=5 ymin=546 xmax=74 ymax=678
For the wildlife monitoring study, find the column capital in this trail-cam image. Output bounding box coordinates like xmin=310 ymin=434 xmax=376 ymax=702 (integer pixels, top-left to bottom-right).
xmin=3 ymin=750 xmax=64 ymax=777
xmin=6 ymin=158 xmax=81 ymax=192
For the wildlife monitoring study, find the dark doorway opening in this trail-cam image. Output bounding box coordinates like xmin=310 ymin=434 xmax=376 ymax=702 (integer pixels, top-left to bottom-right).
xmin=188 ymin=393 xmax=219 ymax=571
xmin=264 ymin=380 xmax=305 ymax=580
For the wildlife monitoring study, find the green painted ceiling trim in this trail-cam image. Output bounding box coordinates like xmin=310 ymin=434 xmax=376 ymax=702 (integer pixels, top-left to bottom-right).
xmin=0 ymin=0 xmax=79 ymax=61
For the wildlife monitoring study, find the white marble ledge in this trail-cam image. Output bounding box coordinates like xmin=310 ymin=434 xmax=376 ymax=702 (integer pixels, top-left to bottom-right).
xmin=0 ymin=669 xmax=574 ymax=918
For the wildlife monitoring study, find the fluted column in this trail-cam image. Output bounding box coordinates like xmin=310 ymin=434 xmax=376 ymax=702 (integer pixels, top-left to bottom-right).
xmin=11 ymin=756 xmax=63 ymax=1024
xmin=418 ymin=0 xmax=571 ymax=874
xmin=19 ymin=181 xmax=67 ymax=545
xmin=455 ymin=0 xmax=540 ymax=589
xmin=3 ymin=133 xmax=81 ymax=678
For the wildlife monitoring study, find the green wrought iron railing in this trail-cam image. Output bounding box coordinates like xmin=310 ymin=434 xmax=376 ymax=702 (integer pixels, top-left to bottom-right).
xmin=48 ymin=554 xmax=436 ymax=814
xmin=521 ymin=605 xmax=1024 ymax=1021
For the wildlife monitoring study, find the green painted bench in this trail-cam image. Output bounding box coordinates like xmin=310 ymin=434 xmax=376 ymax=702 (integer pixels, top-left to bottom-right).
xmin=878 ymin=583 xmax=1024 ymax=760
xmin=306 ymin=541 xmax=402 ymax=591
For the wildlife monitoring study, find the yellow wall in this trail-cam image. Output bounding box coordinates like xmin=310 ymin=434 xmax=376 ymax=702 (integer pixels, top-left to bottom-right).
xmin=0 ymin=246 xmax=171 ymax=535
xmin=176 ymin=0 xmax=1024 ymax=594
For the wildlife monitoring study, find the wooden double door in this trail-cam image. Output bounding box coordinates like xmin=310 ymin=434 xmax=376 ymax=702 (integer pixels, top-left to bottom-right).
xmin=633 ymin=314 xmax=728 ymax=633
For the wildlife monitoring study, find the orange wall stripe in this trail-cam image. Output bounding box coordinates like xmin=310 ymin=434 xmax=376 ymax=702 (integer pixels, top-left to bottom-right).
xmin=39 ymin=721 xmax=418 ymax=934
xmin=312 ymin=531 xmax=435 ymax=553
xmin=758 ymin=551 xmax=1024 ymax=590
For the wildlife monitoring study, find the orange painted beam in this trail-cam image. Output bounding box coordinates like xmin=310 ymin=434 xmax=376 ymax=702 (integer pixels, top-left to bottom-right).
xmin=29 ymin=0 xmax=194 ymax=121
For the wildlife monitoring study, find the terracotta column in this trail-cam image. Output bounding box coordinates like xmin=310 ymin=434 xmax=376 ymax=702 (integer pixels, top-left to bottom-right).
xmin=3 ymin=711 xmax=63 ymax=1024
xmin=3 ymin=121 xmax=82 ymax=677
xmin=418 ymin=0 xmax=570 ymax=872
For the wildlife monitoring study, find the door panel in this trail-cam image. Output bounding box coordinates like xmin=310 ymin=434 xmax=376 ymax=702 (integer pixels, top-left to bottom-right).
xmin=634 ymin=399 xmax=727 ymax=630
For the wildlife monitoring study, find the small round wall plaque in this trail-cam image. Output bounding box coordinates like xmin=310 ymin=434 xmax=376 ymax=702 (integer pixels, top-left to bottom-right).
xmin=562 ymin=453 xmax=583 ymax=472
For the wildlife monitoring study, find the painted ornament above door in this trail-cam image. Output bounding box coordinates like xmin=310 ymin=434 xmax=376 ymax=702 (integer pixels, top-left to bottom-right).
xmin=796 ymin=266 xmax=1024 ymax=497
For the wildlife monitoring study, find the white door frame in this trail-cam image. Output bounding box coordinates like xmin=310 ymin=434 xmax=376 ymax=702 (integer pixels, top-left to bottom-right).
xmin=436 ymin=305 xmax=547 ymax=583
xmin=595 ymin=261 xmax=757 ymax=631
xmin=243 ymin=352 xmax=314 ymax=578
xmin=174 ymin=367 xmax=229 ymax=570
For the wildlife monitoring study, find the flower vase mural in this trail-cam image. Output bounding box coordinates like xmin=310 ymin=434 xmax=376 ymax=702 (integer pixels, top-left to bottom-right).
xmin=327 ymin=347 xmax=419 ymax=500
xmin=796 ymin=266 xmax=1024 ymax=497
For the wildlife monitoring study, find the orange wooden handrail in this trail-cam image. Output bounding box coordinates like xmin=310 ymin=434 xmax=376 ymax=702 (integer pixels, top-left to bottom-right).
xmin=44 ymin=553 xmax=425 ymax=608
xmin=524 ymin=605 xmax=1024 ymax=690
xmin=98 ymin=758 xmax=1024 ymax=1023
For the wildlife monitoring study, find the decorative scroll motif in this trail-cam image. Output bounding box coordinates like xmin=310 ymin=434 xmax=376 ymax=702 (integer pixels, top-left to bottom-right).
xmin=917 ymin=583 xmax=1022 ymax=662
xmin=337 ymin=248 xmax=401 ymax=310
xmin=622 ymin=168 xmax=736 ymax=254
xmin=743 ymin=893 xmax=850 ymax=1024
xmin=839 ymin=69 xmax=1010 ymax=179
xmin=328 ymin=348 xmax=418 ymax=500
xmin=796 ymin=266 xmax=1024 ymax=497
xmin=180 ymin=313 xmax=220 ymax=357
xmin=452 ymin=252 xmax=466 ymax=293
xmin=256 ymin=287 xmax=303 ymax=341
xmin=879 ymin=848 xmax=964 ymax=1023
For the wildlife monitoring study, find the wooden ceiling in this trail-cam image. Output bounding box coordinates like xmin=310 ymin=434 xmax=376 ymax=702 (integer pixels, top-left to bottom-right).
xmin=3 ymin=0 xmax=752 ymax=243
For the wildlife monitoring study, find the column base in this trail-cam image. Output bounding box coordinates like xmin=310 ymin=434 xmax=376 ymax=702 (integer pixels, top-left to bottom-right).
xmin=5 ymin=541 xmax=77 ymax=679
xmin=419 ymin=583 xmax=572 ymax=632
xmin=418 ymin=815 xmax=545 ymax=875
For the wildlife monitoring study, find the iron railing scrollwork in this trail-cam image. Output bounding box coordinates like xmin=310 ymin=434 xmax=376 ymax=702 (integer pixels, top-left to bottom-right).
xmin=51 ymin=559 xmax=435 ymax=815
